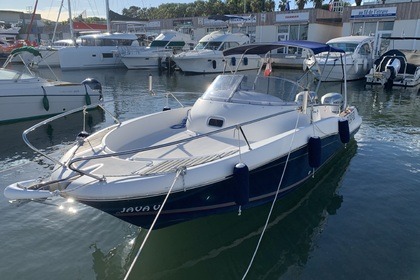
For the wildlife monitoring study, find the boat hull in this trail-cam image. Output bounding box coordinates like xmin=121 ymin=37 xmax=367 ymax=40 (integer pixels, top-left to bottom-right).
xmin=0 ymin=82 xmax=101 ymax=123
xmin=59 ymin=46 xmax=124 ymax=70
xmin=173 ymin=55 xmax=261 ymax=74
xmin=77 ymin=131 xmax=353 ymax=229
xmin=320 ymin=61 xmax=372 ymax=81
xmin=121 ymin=51 xmax=172 ymax=70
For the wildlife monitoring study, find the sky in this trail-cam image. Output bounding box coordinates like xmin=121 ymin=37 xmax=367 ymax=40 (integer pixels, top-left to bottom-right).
xmin=0 ymin=0 xmax=196 ymax=21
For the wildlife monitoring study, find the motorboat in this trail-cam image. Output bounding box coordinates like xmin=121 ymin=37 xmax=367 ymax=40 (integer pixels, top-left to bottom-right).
xmin=58 ymin=33 xmax=139 ymax=70
xmin=120 ymin=30 xmax=195 ymax=70
xmin=0 ymin=46 xmax=103 ymax=123
xmin=172 ymin=31 xmax=262 ymax=73
xmin=4 ymin=41 xmax=362 ymax=230
xmin=313 ymin=36 xmax=374 ymax=81
xmin=365 ymin=37 xmax=420 ymax=88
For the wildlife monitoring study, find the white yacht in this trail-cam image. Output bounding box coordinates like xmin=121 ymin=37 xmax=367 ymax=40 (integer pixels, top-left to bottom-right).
xmin=313 ymin=36 xmax=375 ymax=81
xmin=120 ymin=30 xmax=195 ymax=70
xmin=172 ymin=31 xmax=261 ymax=74
xmin=58 ymin=33 xmax=139 ymax=70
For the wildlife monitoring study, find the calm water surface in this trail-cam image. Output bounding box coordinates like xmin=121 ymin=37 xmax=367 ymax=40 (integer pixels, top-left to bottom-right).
xmin=0 ymin=66 xmax=419 ymax=280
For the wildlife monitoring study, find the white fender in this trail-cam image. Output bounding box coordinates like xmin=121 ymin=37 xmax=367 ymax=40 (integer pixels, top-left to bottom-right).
xmin=353 ymin=59 xmax=359 ymax=73
xmin=363 ymin=58 xmax=368 ymax=72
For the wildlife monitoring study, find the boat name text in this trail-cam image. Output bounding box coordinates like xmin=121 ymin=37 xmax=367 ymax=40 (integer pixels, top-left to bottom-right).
xmin=120 ymin=205 xmax=161 ymax=213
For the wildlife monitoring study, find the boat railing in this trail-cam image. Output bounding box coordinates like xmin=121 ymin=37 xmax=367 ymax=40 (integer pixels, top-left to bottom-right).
xmin=22 ymin=103 xmax=120 ymax=168
xmin=67 ymin=106 xmax=299 ymax=181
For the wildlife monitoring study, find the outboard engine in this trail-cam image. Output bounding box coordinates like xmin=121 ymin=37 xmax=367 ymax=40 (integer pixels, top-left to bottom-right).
xmin=385 ymin=58 xmax=401 ymax=80
xmin=82 ymin=78 xmax=102 ymax=95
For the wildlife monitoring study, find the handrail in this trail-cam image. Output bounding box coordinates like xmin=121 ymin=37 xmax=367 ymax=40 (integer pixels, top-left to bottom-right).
xmin=67 ymin=107 xmax=298 ymax=180
xmin=22 ymin=103 xmax=120 ymax=167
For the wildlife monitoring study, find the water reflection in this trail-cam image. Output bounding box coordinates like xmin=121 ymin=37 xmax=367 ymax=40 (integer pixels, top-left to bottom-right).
xmin=0 ymin=108 xmax=105 ymax=170
xmin=89 ymin=140 xmax=357 ymax=280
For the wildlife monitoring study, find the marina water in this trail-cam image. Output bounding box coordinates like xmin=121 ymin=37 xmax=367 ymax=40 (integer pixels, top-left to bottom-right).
xmin=0 ymin=66 xmax=419 ymax=280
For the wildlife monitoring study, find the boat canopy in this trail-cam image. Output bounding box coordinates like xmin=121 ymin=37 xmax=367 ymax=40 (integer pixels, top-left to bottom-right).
xmin=223 ymin=41 xmax=346 ymax=56
xmin=10 ymin=46 xmax=42 ymax=57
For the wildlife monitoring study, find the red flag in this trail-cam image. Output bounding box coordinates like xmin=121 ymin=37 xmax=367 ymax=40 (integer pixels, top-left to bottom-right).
xmin=264 ymin=60 xmax=272 ymax=76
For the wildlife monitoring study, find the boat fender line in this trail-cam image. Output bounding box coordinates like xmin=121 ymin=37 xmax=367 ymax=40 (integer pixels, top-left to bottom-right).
xmin=308 ymin=136 xmax=322 ymax=169
xmin=243 ymin=57 xmax=248 ymax=66
xmin=212 ymin=60 xmax=216 ymax=69
xmin=83 ymin=84 xmax=91 ymax=106
xmin=170 ymin=117 xmax=187 ymax=129
xmin=338 ymin=119 xmax=350 ymax=144
xmin=231 ymin=56 xmax=236 ymax=66
xmin=42 ymin=86 xmax=49 ymax=111
xmin=233 ymin=162 xmax=249 ymax=215
xmin=123 ymin=167 xmax=185 ymax=280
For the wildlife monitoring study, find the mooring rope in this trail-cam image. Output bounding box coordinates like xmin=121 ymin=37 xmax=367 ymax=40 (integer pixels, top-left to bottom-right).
xmin=123 ymin=166 xmax=186 ymax=280
xmin=241 ymin=111 xmax=302 ymax=279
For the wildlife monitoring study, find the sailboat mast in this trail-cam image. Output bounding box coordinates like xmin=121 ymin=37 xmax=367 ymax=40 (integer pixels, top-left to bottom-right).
xmin=26 ymin=0 xmax=39 ymax=41
xmin=105 ymin=0 xmax=111 ymax=33
xmin=52 ymin=0 xmax=65 ymax=42
xmin=67 ymin=0 xmax=74 ymax=39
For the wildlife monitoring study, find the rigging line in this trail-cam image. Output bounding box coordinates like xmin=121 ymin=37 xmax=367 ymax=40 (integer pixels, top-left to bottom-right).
xmin=123 ymin=167 xmax=185 ymax=280
xmin=241 ymin=111 xmax=302 ymax=280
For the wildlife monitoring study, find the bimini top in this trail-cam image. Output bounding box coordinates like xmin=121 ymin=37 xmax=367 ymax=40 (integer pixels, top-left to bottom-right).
xmin=223 ymin=40 xmax=346 ymax=56
xmin=10 ymin=46 xmax=42 ymax=57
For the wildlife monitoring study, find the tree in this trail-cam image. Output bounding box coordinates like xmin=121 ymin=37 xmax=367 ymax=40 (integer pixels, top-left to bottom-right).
xmin=296 ymin=0 xmax=307 ymax=9
xmin=311 ymin=0 xmax=323 ymax=9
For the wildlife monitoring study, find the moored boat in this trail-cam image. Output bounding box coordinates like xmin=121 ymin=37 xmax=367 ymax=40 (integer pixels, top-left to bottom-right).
xmin=314 ymin=36 xmax=374 ymax=81
xmin=58 ymin=33 xmax=139 ymax=70
xmin=172 ymin=31 xmax=261 ymax=74
xmin=4 ymin=41 xmax=362 ymax=230
xmin=365 ymin=37 xmax=420 ymax=88
xmin=0 ymin=46 xmax=103 ymax=123
xmin=120 ymin=30 xmax=195 ymax=70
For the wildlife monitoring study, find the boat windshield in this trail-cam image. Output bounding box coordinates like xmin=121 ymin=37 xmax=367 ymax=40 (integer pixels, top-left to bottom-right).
xmin=195 ymin=41 xmax=222 ymax=51
xmin=327 ymin=42 xmax=358 ymax=54
xmin=0 ymin=69 xmax=34 ymax=81
xmin=202 ymin=74 xmax=301 ymax=105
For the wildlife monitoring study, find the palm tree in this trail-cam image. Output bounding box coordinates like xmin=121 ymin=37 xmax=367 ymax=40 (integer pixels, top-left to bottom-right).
xmin=296 ymin=0 xmax=307 ymax=10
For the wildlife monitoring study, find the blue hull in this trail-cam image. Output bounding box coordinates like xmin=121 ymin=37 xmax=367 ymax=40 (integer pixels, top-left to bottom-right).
xmin=80 ymin=132 xmax=354 ymax=229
